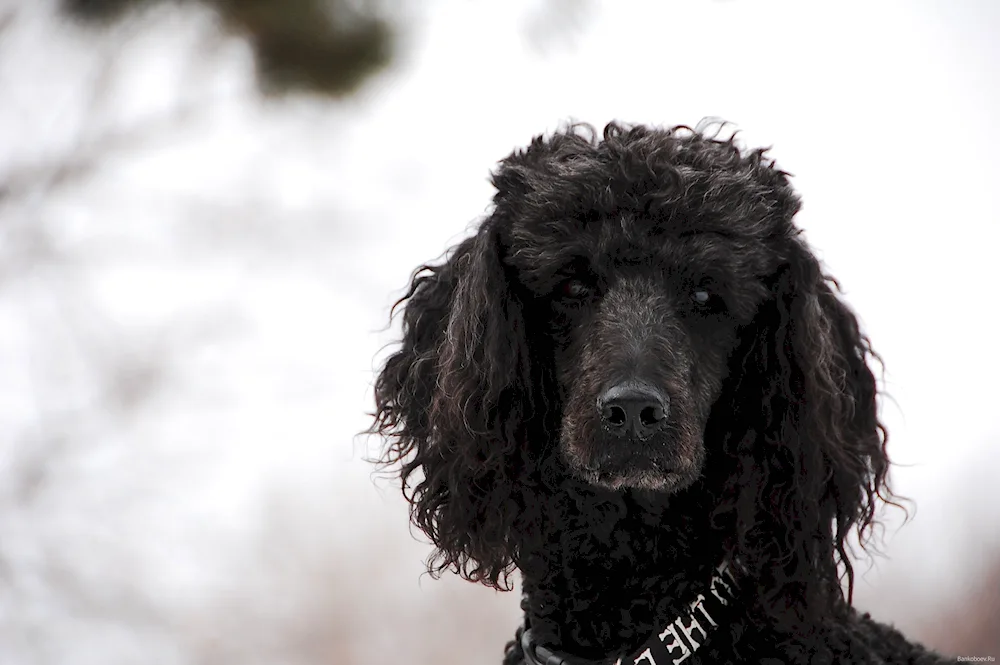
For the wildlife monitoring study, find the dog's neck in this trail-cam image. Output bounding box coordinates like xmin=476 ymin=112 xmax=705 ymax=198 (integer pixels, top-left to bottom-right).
xmin=515 ymin=477 xmax=731 ymax=662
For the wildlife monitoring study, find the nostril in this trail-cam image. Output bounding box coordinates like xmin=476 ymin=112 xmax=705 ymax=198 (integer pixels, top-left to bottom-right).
xmin=605 ymin=405 xmax=627 ymax=426
xmin=639 ymin=405 xmax=664 ymax=427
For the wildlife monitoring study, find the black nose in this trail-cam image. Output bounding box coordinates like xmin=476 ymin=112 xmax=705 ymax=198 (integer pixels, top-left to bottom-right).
xmin=598 ymin=382 xmax=669 ymax=439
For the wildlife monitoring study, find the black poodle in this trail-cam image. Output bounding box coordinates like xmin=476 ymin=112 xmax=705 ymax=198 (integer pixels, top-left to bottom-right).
xmin=372 ymin=123 xmax=946 ymax=664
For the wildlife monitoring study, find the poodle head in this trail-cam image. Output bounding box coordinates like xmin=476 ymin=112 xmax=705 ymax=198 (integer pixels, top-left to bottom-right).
xmin=495 ymin=125 xmax=792 ymax=493
xmin=372 ymin=122 xmax=891 ymax=616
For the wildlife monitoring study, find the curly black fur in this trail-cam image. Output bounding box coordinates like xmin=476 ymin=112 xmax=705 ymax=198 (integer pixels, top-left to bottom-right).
xmin=372 ymin=123 xmax=946 ymax=664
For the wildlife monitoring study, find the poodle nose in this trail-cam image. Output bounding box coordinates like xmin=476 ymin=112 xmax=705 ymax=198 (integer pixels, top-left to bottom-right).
xmin=598 ymin=382 xmax=669 ymax=439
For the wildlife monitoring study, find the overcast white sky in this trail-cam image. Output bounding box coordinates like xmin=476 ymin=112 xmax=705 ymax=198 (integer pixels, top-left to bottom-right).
xmin=0 ymin=0 xmax=998 ymax=663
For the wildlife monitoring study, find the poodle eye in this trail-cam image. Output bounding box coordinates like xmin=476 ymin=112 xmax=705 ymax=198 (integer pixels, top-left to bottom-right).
xmin=691 ymin=288 xmax=712 ymax=305
xmin=691 ymin=287 xmax=725 ymax=312
xmin=559 ymin=279 xmax=591 ymax=299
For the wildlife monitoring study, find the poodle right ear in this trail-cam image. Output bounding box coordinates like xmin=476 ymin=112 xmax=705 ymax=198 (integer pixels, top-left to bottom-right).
xmin=372 ymin=222 xmax=534 ymax=589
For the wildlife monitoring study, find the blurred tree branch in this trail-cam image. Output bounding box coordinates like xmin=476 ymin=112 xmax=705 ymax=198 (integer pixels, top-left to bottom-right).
xmin=60 ymin=0 xmax=393 ymax=96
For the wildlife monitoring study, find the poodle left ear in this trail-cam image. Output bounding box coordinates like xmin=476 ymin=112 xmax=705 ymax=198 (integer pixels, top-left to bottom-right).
xmin=373 ymin=221 xmax=534 ymax=589
xmin=721 ymin=238 xmax=890 ymax=622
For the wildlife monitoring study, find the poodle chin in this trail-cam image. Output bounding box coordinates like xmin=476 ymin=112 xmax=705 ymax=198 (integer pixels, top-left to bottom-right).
xmin=565 ymin=449 xmax=702 ymax=493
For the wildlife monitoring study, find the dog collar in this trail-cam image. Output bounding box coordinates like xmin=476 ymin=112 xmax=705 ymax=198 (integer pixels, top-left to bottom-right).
xmin=518 ymin=561 xmax=738 ymax=665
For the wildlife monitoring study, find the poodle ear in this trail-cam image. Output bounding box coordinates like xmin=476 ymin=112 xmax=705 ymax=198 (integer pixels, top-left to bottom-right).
xmin=372 ymin=222 xmax=533 ymax=589
xmin=720 ymin=239 xmax=890 ymax=623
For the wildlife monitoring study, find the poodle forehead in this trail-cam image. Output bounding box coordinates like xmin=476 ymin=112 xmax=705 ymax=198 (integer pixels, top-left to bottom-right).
xmin=504 ymin=217 xmax=779 ymax=289
xmin=492 ymin=124 xmax=800 ymax=296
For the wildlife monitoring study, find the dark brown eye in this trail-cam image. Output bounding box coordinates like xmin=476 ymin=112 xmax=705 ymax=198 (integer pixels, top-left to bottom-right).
xmin=691 ymin=287 xmax=726 ymax=313
xmin=560 ymin=279 xmax=590 ymax=299
xmin=691 ymin=288 xmax=711 ymax=305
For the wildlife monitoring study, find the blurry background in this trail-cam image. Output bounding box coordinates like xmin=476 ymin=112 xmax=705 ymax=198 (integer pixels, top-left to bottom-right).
xmin=0 ymin=0 xmax=998 ymax=663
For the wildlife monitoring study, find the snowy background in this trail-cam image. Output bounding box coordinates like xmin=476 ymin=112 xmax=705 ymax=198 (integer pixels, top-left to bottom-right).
xmin=0 ymin=0 xmax=998 ymax=663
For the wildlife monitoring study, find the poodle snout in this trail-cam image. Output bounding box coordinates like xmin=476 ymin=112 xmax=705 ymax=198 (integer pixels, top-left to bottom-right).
xmin=597 ymin=381 xmax=669 ymax=440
